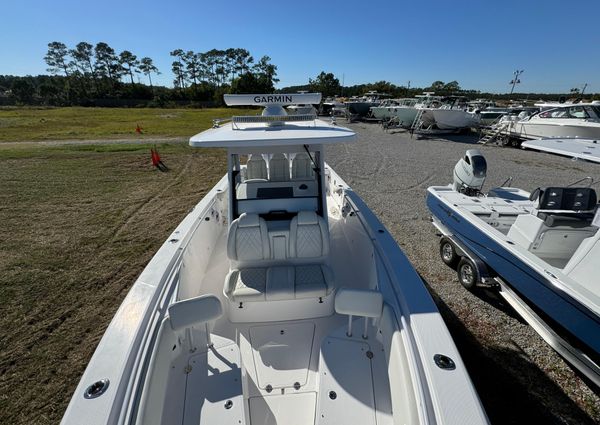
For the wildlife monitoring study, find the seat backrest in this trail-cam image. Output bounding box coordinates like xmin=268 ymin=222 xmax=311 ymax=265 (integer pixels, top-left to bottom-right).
xmin=227 ymin=213 xmax=270 ymax=262
xmin=335 ymin=288 xmax=383 ymax=318
xmin=269 ymin=153 xmax=290 ymax=182
xmin=289 ymin=211 xmax=330 ymax=259
xmin=291 ymin=152 xmax=315 ymax=180
xmin=168 ymin=295 xmax=223 ymax=332
xmin=246 ymin=154 xmax=267 ymax=180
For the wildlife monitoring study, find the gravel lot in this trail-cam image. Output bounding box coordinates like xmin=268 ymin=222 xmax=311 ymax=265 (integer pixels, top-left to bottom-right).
xmin=326 ymin=122 xmax=600 ymax=424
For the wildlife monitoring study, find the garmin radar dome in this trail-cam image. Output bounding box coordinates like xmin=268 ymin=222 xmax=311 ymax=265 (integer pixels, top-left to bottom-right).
xmin=223 ymin=93 xmax=321 ymax=127
xmin=452 ymin=149 xmax=487 ymax=196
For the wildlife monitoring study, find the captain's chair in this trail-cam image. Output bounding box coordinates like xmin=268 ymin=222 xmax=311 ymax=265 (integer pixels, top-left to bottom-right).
xmin=269 ymin=153 xmax=290 ymax=182
xmin=292 ymin=152 xmax=315 ymax=180
xmin=225 ymin=213 xmax=271 ymax=302
xmin=246 ymin=154 xmax=268 ymax=181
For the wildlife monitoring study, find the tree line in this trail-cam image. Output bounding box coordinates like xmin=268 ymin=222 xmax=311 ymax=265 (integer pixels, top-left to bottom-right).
xmin=0 ymin=41 xmax=279 ymax=106
xmin=283 ymin=71 xmax=599 ymax=102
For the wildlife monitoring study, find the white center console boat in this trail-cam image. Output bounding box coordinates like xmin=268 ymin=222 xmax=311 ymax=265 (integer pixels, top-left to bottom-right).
xmin=61 ymin=94 xmax=488 ymax=425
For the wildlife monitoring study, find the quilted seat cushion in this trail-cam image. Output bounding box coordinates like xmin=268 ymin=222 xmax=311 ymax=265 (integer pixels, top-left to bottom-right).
xmin=227 ymin=268 xmax=267 ymax=301
xmin=289 ymin=211 xmax=330 ymax=258
xmin=269 ymin=153 xmax=290 ymax=182
xmin=227 ymin=213 xmax=270 ymax=262
xmin=295 ymin=265 xmax=333 ymax=299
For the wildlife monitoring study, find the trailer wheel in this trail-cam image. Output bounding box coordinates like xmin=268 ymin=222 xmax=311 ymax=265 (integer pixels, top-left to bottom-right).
xmin=440 ymin=239 xmax=459 ymax=268
xmin=457 ymin=257 xmax=479 ymax=290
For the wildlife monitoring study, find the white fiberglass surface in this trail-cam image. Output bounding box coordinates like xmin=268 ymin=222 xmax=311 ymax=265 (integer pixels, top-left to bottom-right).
xmin=152 ymin=200 xmax=397 ymax=425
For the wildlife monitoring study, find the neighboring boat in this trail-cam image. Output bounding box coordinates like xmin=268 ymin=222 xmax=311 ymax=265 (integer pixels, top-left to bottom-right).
xmin=522 ymin=138 xmax=600 ymax=164
xmin=62 ymin=93 xmax=488 ymax=425
xmin=420 ymin=96 xmax=480 ymax=131
xmin=318 ymin=97 xmax=345 ymax=116
xmin=345 ymin=91 xmax=388 ymax=119
xmin=370 ymin=99 xmax=419 ymax=126
xmin=505 ymin=102 xmax=600 ymax=140
xmin=427 ymin=149 xmax=600 ymax=387
xmin=286 ymin=103 xmax=317 ymax=115
xmin=286 ymin=91 xmax=318 ymax=115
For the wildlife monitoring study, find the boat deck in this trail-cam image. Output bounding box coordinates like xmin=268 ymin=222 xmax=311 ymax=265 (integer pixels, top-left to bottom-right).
xmin=430 ymin=186 xmax=534 ymax=234
xmin=168 ymin=203 xmax=394 ymax=425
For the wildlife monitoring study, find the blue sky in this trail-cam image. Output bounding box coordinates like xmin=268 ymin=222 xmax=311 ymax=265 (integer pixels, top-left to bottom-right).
xmin=1 ymin=0 xmax=598 ymax=93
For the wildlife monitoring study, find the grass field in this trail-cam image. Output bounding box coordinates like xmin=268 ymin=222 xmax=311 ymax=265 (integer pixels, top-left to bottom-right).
xmin=1 ymin=107 xmax=598 ymax=424
xmin=0 ymin=140 xmax=226 ymax=424
xmin=0 ymin=106 xmax=251 ymax=142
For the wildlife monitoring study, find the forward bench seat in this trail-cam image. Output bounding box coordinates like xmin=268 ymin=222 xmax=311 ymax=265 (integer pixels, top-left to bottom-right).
xmin=224 ymin=211 xmax=335 ymax=322
xmin=226 ymin=264 xmax=334 ymax=302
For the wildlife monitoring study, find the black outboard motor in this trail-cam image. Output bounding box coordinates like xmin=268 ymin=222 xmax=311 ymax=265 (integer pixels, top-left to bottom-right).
xmin=453 ymin=150 xmax=487 ymax=196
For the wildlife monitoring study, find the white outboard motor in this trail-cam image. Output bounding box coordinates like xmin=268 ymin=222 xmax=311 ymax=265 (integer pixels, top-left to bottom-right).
xmin=453 ymin=149 xmax=487 ymax=196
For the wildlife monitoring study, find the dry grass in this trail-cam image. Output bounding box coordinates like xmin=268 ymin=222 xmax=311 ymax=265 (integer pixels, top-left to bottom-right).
xmin=0 ymin=142 xmax=226 ymax=424
xmin=0 ymin=107 xmax=251 ymax=142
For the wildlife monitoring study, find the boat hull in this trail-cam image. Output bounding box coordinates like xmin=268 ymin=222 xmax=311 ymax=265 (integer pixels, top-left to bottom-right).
xmin=426 ymin=189 xmax=600 ymax=385
xmin=424 ymin=109 xmax=479 ymax=130
xmin=345 ymin=101 xmax=378 ymax=118
xmin=511 ymin=120 xmax=600 ymax=140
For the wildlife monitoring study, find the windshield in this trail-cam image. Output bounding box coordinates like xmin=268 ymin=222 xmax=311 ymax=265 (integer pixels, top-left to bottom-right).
xmin=538 ymin=106 xmax=589 ymax=119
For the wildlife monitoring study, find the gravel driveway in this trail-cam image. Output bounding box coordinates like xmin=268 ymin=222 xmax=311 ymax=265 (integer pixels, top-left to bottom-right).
xmin=326 ymin=122 xmax=600 ymax=424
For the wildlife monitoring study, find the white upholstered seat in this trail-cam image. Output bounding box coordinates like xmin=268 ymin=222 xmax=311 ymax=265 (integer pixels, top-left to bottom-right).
xmin=295 ymin=264 xmax=333 ymax=298
xmin=225 ymin=213 xmax=270 ymax=301
xmin=292 ymin=152 xmax=315 ymax=180
xmin=227 ymin=213 xmax=270 ymax=263
xmin=223 ymin=210 xmax=335 ymax=320
xmin=291 ymin=152 xmax=315 ymax=180
xmin=246 ymin=154 xmax=268 ymax=180
xmin=289 ymin=211 xmax=330 ymax=258
xmin=168 ymin=295 xmax=223 ymax=332
xmin=226 ymin=268 xmax=268 ymax=301
xmin=268 ymin=153 xmax=290 ymax=182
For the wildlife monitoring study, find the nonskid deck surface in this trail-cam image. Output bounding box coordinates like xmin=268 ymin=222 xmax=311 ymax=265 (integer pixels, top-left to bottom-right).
xmin=431 ymin=186 xmax=533 ymax=216
xmin=431 ymin=186 xmax=534 ymax=235
xmin=179 ymin=317 xmax=391 ymax=425
xmin=176 ymin=206 xmax=393 ymax=425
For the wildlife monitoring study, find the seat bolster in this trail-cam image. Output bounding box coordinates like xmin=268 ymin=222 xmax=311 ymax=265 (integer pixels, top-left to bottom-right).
xmin=289 ymin=216 xmax=299 ymax=258
xmin=321 ymin=264 xmax=335 ymax=294
xmin=318 ymin=219 xmax=330 ymax=257
xmin=226 ymin=221 xmax=240 ymax=260
xmin=227 ymin=268 xmax=267 ymax=302
xmin=295 ymin=264 xmax=327 ymax=299
xmin=259 ymin=219 xmax=271 ymax=259
xmin=224 ymin=270 xmax=238 ymax=298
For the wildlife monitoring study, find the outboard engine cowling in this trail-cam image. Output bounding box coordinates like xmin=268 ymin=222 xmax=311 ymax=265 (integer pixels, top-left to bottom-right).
xmin=453 ymin=149 xmax=487 ymax=196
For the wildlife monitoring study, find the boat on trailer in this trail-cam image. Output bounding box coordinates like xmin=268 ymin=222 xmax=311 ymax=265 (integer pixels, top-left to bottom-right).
xmin=62 ymin=93 xmax=487 ymax=425
xmin=427 ymin=150 xmax=600 ymax=387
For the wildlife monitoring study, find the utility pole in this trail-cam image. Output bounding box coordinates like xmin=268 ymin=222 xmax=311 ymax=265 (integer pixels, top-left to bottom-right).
xmin=509 ymin=69 xmax=524 ymax=95
xmin=581 ymin=83 xmax=588 ymax=96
